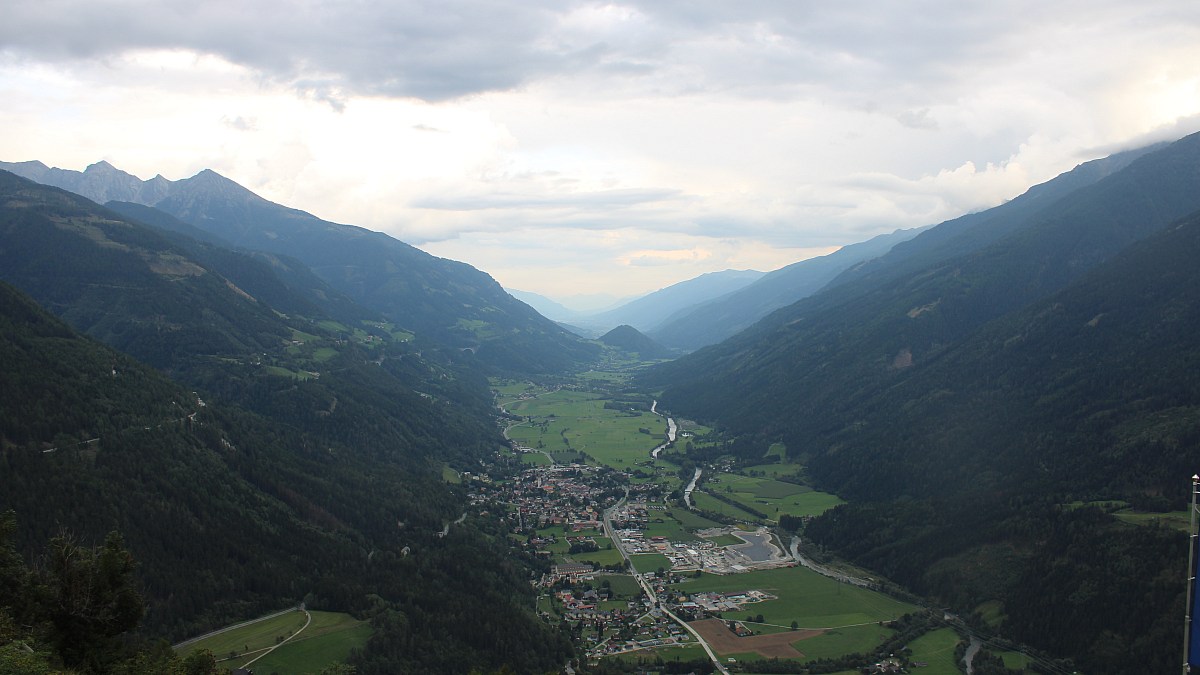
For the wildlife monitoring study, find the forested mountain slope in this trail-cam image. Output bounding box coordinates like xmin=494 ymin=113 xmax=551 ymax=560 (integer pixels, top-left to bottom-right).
xmin=0 ymin=160 xmax=598 ymax=374
xmin=642 ymin=132 xmax=1200 ymax=674
xmin=648 ymin=131 xmax=1200 ymax=436
xmin=647 ymin=140 xmax=1162 ymax=354
xmin=803 ymin=210 xmax=1200 ymax=674
xmin=0 ymin=174 xmax=573 ymax=671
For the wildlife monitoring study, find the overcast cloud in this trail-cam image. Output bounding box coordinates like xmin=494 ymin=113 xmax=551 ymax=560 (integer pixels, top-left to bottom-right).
xmin=2 ymin=1 xmax=1199 ymax=301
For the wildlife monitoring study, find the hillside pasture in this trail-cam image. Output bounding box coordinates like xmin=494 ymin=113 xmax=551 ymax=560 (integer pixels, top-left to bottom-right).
xmin=244 ymin=612 xmax=370 ymax=674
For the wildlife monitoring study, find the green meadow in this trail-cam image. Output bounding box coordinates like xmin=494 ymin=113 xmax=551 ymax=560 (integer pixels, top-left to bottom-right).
xmin=703 ymin=472 xmax=844 ymax=521
xmin=672 ymin=567 xmax=915 ymax=629
xmin=906 ymin=627 xmax=963 ymax=674
xmin=502 ymin=389 xmax=666 ymax=466
xmin=178 ymin=610 xmax=369 ymax=673
xmin=245 ymin=612 xmax=371 ymax=674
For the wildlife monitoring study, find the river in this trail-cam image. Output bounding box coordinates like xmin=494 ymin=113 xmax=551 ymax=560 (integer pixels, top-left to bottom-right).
xmin=649 ymin=400 xmax=677 ymax=458
xmin=684 ymin=467 xmax=702 ymax=508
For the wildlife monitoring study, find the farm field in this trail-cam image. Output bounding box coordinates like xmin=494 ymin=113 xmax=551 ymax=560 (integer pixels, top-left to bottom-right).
xmin=672 ymin=567 xmax=915 ymax=629
xmin=669 ymin=508 xmax=724 ymax=531
xmin=630 ymin=553 xmax=672 ymax=573
xmin=905 ymin=627 xmax=963 ymax=675
xmin=705 ymin=471 xmax=845 ymax=521
xmin=692 ymin=490 xmax=762 ymax=520
xmin=612 ymin=642 xmax=710 ymax=665
xmin=502 ymin=389 xmax=666 ymax=466
xmin=781 ymin=623 xmax=896 ymax=662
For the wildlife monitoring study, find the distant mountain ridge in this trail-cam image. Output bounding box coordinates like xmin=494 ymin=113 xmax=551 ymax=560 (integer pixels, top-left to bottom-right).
xmin=0 ymin=159 xmax=172 ymax=204
xmin=0 ymin=159 xmax=597 ymax=373
xmin=506 ymin=288 xmax=581 ymax=322
xmin=586 ymin=269 xmax=765 ymax=333
xmin=649 ymin=228 xmax=923 ymax=350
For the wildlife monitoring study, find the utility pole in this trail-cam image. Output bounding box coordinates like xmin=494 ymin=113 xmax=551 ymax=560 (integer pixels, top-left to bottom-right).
xmin=1183 ymin=475 xmax=1199 ymax=675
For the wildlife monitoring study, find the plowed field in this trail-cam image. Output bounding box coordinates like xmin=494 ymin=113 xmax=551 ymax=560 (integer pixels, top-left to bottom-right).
xmin=689 ymin=618 xmax=823 ymax=659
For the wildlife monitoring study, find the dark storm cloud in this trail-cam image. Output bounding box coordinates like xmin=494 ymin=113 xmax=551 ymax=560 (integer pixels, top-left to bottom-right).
xmin=0 ymin=0 xmax=1078 ymax=104
xmin=0 ymin=0 xmax=593 ymax=101
xmin=6 ymin=0 xmax=1197 ymax=108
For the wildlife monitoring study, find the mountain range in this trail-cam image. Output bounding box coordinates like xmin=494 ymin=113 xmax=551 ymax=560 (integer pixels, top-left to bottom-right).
xmin=0 ymin=159 xmax=597 ymax=374
xmin=643 ymin=130 xmax=1200 ymax=673
xmin=0 ymin=171 xmax=571 ymax=672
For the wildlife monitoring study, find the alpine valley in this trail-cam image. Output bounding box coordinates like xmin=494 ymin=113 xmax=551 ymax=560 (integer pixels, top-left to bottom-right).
xmin=1 ymin=131 xmax=1199 ymax=675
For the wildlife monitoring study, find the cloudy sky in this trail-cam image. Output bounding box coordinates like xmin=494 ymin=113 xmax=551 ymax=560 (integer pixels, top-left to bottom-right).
xmin=2 ymin=1 xmax=1199 ymax=305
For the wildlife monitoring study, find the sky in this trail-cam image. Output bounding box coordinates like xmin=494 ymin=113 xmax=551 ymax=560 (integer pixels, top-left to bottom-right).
xmin=2 ymin=1 xmax=1199 ymax=307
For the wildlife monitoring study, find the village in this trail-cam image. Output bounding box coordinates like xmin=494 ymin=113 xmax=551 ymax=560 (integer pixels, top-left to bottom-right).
xmin=465 ymin=459 xmax=800 ymax=661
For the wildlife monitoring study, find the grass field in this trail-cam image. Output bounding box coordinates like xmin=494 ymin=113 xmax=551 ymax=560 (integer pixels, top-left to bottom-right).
xmin=673 ymin=567 xmax=915 ymax=629
xmin=788 ymin=623 xmax=896 ymax=662
xmin=692 ymin=491 xmax=762 ymax=520
xmin=974 ymin=600 xmax=1005 ymax=628
xmin=595 ymin=573 xmax=642 ymax=598
xmin=701 ymin=533 xmax=744 ymax=547
xmin=571 ymin=546 xmax=625 ymax=567
xmin=179 ymin=610 xmax=309 ymax=661
xmin=669 ymin=509 xmax=723 ymax=531
xmin=501 ymin=389 xmax=665 ymax=466
xmin=611 ymin=643 xmax=709 ymax=665
xmin=520 ymin=451 xmax=552 ymax=465
xmin=630 ymin=553 xmax=672 ymax=573
xmin=778 ymin=491 xmax=845 ymax=518
xmin=246 ymin=613 xmax=371 ymax=674
xmin=998 ymin=649 xmax=1032 ymax=670
xmin=642 ymin=517 xmax=702 ymax=543
xmin=906 ymin=627 xmax=962 ymax=674
xmin=1113 ymin=508 xmax=1191 ymax=531
xmin=703 ymin=472 xmax=844 ymax=521
xmin=178 ymin=610 xmax=369 ymax=672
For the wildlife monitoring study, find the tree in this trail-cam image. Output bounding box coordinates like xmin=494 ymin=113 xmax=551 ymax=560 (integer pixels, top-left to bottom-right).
xmin=38 ymin=531 xmax=145 ymax=671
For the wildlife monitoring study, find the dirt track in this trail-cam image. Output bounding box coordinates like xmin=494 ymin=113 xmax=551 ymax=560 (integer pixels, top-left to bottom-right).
xmin=689 ymin=618 xmax=823 ymax=659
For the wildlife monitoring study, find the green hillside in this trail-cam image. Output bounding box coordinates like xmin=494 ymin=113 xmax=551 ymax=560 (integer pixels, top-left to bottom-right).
xmin=642 ymin=133 xmax=1200 ymax=674
xmin=0 ymin=176 xmax=572 ymax=672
